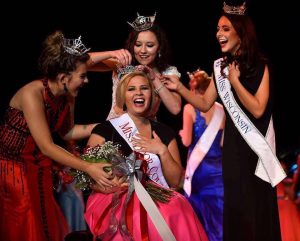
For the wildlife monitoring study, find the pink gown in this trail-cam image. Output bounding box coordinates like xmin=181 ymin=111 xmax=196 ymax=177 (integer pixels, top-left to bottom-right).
xmin=85 ymin=190 xmax=208 ymax=241
xmin=84 ymin=120 xmax=209 ymax=241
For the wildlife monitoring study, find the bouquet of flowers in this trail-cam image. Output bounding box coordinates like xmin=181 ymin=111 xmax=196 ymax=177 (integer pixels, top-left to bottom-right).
xmin=69 ymin=141 xmax=120 ymax=191
xmin=69 ymin=141 xmax=174 ymax=203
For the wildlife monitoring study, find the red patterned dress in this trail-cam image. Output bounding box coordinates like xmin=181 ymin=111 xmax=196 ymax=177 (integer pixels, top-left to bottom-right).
xmin=0 ymin=79 xmax=71 ymax=241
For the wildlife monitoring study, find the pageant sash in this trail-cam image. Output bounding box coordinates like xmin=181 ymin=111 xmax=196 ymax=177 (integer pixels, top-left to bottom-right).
xmin=214 ymin=58 xmax=286 ymax=187
xmin=110 ymin=113 xmax=169 ymax=188
xmin=133 ymin=176 xmax=176 ymax=241
xmin=183 ymin=103 xmax=224 ymax=196
xmin=110 ymin=113 xmax=176 ymax=241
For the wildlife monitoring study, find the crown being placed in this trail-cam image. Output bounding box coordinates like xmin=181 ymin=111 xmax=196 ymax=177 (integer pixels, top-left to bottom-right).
xmin=127 ymin=12 xmax=156 ymax=32
xmin=63 ymin=36 xmax=91 ymax=56
xmin=223 ymin=2 xmax=246 ymax=15
xmin=117 ymin=65 xmax=137 ymax=79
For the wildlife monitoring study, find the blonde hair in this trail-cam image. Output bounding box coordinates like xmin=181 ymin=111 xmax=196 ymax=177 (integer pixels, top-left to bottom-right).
xmin=115 ymin=72 xmax=156 ymax=114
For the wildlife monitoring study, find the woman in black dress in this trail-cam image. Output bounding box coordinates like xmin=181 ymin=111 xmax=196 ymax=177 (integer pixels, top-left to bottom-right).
xmin=163 ymin=2 xmax=286 ymax=241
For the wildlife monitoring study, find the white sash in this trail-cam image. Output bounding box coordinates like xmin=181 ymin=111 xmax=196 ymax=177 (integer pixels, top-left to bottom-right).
xmin=214 ymin=58 xmax=286 ymax=187
xmin=110 ymin=113 xmax=176 ymax=241
xmin=183 ymin=103 xmax=224 ymax=196
xmin=110 ymin=113 xmax=169 ymax=188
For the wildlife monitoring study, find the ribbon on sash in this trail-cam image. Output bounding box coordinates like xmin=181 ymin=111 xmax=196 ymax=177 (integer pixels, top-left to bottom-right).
xmin=110 ymin=113 xmax=169 ymax=188
xmin=214 ymin=58 xmax=286 ymax=187
xmin=183 ymin=103 xmax=224 ymax=196
xmin=109 ymin=113 xmax=176 ymax=241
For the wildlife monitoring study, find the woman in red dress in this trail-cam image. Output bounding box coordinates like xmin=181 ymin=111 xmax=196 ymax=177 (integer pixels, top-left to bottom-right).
xmin=0 ymin=31 xmax=116 ymax=241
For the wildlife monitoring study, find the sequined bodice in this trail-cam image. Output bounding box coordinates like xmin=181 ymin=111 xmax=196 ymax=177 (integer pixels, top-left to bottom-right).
xmin=0 ymin=79 xmax=71 ymax=162
xmin=189 ymin=108 xmax=223 ymax=158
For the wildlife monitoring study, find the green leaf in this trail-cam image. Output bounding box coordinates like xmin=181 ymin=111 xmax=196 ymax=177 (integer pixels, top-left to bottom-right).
xmin=82 ymin=157 xmax=109 ymax=163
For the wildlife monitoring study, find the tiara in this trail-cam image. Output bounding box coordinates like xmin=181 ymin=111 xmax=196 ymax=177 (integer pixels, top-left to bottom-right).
xmin=127 ymin=12 xmax=156 ymax=32
xmin=63 ymin=35 xmax=91 ymax=56
xmin=117 ymin=65 xmax=137 ymax=79
xmin=223 ymin=2 xmax=246 ymax=15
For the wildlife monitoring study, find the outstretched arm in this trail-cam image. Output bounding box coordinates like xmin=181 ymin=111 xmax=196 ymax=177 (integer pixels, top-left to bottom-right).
xmin=153 ymin=74 xmax=181 ymax=115
xmin=88 ymin=49 xmax=132 ymax=71
xmin=152 ymin=76 xmax=181 ymax=115
xmin=61 ymin=97 xmax=99 ymax=141
xmin=136 ymin=65 xmax=181 ymax=115
xmin=20 ymin=86 xmax=114 ymax=188
xmin=64 ymin=124 xmax=98 ymax=140
xmin=163 ymin=75 xmax=217 ymax=112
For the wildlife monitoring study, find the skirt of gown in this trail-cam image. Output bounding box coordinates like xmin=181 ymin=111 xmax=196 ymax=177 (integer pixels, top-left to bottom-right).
xmin=277 ymin=181 xmax=300 ymax=241
xmin=0 ymin=160 xmax=69 ymax=241
xmin=85 ymin=189 xmax=209 ymax=241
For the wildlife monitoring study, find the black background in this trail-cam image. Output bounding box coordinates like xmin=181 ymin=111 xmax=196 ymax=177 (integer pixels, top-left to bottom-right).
xmin=0 ymin=0 xmax=299 ymax=163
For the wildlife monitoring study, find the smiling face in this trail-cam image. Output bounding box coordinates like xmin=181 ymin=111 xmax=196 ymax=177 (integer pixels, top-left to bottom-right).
xmin=134 ymin=30 xmax=159 ymax=68
xmin=65 ymin=63 xmax=88 ymax=97
xmin=125 ymin=75 xmax=152 ymax=116
xmin=216 ymin=15 xmax=241 ymax=56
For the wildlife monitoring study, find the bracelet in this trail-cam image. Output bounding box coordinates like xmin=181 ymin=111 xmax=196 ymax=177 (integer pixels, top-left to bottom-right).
xmin=154 ymin=83 xmax=165 ymax=94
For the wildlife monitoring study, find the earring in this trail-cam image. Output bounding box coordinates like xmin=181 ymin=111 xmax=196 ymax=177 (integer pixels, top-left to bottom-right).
xmin=158 ymin=52 xmax=161 ymax=58
xmin=63 ymin=83 xmax=68 ymax=93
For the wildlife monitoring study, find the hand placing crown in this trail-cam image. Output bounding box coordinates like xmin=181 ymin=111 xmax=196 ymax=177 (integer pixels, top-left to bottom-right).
xmin=116 ymin=64 xmax=159 ymax=81
xmin=117 ymin=65 xmax=137 ymax=79
xmin=223 ymin=2 xmax=246 ymax=15
xmin=127 ymin=12 xmax=156 ymax=32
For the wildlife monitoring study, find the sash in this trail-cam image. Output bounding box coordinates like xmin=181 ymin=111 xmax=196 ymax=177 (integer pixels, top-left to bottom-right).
xmin=110 ymin=113 xmax=176 ymax=241
xmin=214 ymin=58 xmax=286 ymax=187
xmin=183 ymin=103 xmax=224 ymax=196
xmin=110 ymin=113 xmax=169 ymax=188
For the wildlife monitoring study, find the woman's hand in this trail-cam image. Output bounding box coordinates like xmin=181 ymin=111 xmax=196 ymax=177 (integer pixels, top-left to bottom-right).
xmin=228 ymin=61 xmax=240 ymax=86
xmin=161 ymin=74 xmax=183 ymax=92
xmin=90 ymin=176 xmax=128 ymax=194
xmin=132 ymin=131 xmax=167 ymax=156
xmin=135 ymin=65 xmax=161 ymax=81
xmin=187 ymin=68 xmax=201 ymax=80
xmin=110 ymin=49 xmax=132 ymax=66
xmin=85 ymin=162 xmax=116 ymax=189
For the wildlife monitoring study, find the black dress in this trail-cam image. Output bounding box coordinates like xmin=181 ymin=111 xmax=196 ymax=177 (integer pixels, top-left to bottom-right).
xmin=92 ymin=120 xmax=175 ymax=157
xmin=217 ymin=59 xmax=281 ymax=241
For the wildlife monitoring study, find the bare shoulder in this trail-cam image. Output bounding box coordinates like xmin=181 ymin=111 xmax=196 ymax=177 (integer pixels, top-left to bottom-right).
xmin=183 ymin=103 xmax=195 ymax=113
xmin=10 ymin=80 xmax=44 ymax=109
xmin=22 ymin=80 xmax=44 ymax=94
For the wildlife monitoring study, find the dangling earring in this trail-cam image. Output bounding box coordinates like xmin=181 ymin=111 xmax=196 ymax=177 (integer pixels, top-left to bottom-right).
xmin=63 ymin=83 xmax=68 ymax=93
xmin=158 ymin=52 xmax=161 ymax=58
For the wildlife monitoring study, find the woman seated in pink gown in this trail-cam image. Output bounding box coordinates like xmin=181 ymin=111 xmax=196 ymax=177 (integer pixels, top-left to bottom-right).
xmin=84 ymin=70 xmax=208 ymax=241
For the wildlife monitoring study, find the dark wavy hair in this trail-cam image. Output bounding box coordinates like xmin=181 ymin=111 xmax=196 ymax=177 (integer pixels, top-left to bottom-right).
xmin=125 ymin=24 xmax=170 ymax=72
xmin=38 ymin=31 xmax=90 ymax=80
xmin=220 ymin=13 xmax=267 ymax=78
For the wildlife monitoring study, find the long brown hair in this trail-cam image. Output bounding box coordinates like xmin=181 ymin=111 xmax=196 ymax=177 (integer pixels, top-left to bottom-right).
xmin=125 ymin=24 xmax=171 ymax=72
xmin=220 ymin=14 xmax=267 ymax=78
